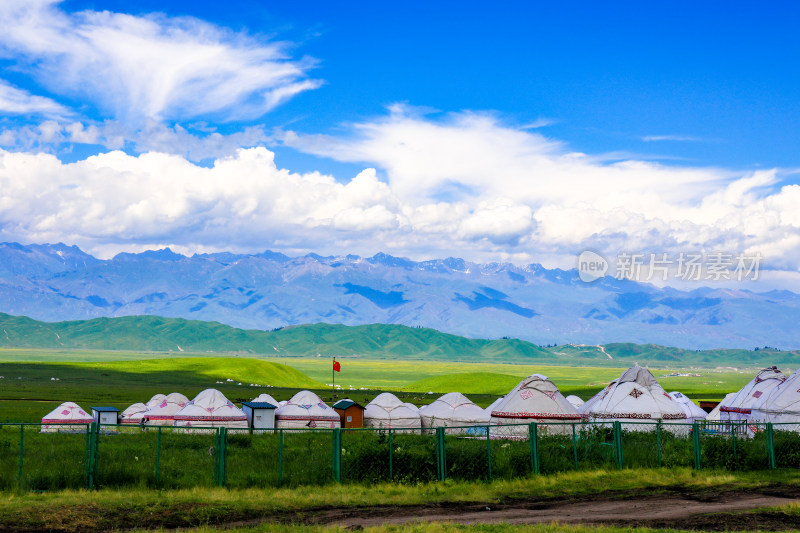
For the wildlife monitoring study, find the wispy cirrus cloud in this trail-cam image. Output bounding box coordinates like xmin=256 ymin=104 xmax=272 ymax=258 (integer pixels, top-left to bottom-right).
xmin=642 ymin=134 xmax=707 ymax=142
xmin=0 ymin=0 xmax=320 ymax=125
xmin=0 ymin=79 xmax=69 ymax=117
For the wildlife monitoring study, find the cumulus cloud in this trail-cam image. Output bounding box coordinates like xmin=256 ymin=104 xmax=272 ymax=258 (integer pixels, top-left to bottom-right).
xmin=0 ymin=0 xmax=320 ymax=123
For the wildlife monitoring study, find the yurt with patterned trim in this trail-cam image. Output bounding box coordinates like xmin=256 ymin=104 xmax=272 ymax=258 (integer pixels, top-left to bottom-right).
xmin=145 ymin=394 xmax=167 ymax=409
xmin=143 ymin=392 xmax=190 ymax=426
xmin=173 ymin=389 xmax=247 ymax=429
xmin=718 ymin=366 xmax=786 ymax=423
xmin=490 ymin=374 xmax=581 ymax=436
xmin=668 ymin=391 xmax=707 ymax=423
xmin=583 ymin=365 xmax=686 ymax=428
xmin=120 ymin=402 xmax=149 ymax=425
xmin=41 ymin=402 xmax=93 ymax=433
xmin=750 ymin=368 xmax=800 ymax=424
xmin=566 ymin=395 xmax=585 ymax=409
xmin=419 ymin=392 xmax=490 ymax=433
xmin=364 ymin=392 xmax=422 ymax=429
xmin=275 ymin=390 xmax=341 ymax=429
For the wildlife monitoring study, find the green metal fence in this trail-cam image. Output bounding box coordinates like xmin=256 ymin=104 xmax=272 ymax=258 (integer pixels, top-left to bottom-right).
xmin=1 ymin=420 xmax=798 ymax=491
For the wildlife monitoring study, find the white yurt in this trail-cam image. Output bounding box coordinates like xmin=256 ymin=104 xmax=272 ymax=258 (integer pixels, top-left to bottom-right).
xmin=145 ymin=394 xmax=168 ymax=409
xmin=251 ymin=393 xmax=279 ymax=405
xmin=705 ymin=393 xmax=735 ymax=422
xmin=718 ymin=366 xmax=786 ymax=424
xmin=402 ymin=402 xmax=419 ymax=412
xmin=119 ymin=402 xmax=149 ymax=425
xmin=490 ymin=374 xmax=581 ymax=436
xmin=419 ymin=392 xmax=490 ymax=434
xmin=41 ymin=402 xmax=93 ymax=433
xmin=668 ymin=391 xmax=707 ymax=423
xmin=363 ymin=392 xmax=422 ymax=430
xmin=566 ymin=395 xmax=585 ymax=409
xmin=275 ymin=390 xmax=341 ymax=429
xmin=583 ymin=365 xmax=686 ymax=430
xmin=143 ymin=392 xmax=190 ymax=426
xmin=579 ymin=381 xmax=616 ymax=416
xmin=751 ymin=368 xmax=800 ymax=424
xmin=173 ymin=389 xmax=247 ymax=429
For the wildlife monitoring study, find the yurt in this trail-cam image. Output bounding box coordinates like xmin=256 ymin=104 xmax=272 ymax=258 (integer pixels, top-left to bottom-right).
xmin=583 ymin=365 xmax=686 ymax=430
xmin=566 ymin=395 xmax=585 ymax=409
xmin=751 ymin=368 xmax=800 ymax=424
xmin=705 ymin=393 xmax=735 ymax=422
xmin=119 ymin=402 xmax=149 ymax=425
xmin=251 ymin=393 xmax=279 ymax=405
xmin=402 ymin=402 xmax=419 ymax=412
xmin=668 ymin=391 xmax=707 ymax=424
xmin=275 ymin=390 xmax=340 ymax=429
xmin=173 ymin=389 xmax=247 ymax=430
xmin=145 ymin=394 xmax=167 ymax=409
xmin=490 ymin=374 xmax=581 ymax=436
xmin=718 ymin=366 xmax=786 ymax=424
xmin=419 ymin=392 xmax=490 ymax=434
xmin=41 ymin=402 xmax=93 ymax=433
xmin=363 ymin=392 xmax=422 ymax=430
xmin=143 ymin=392 xmax=189 ymax=426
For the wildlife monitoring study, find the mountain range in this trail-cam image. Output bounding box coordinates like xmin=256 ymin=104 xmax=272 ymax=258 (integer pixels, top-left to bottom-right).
xmin=0 ymin=242 xmax=798 ymax=350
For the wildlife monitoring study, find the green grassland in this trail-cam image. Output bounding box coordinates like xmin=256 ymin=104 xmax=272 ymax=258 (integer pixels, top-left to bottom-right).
xmin=1 ymin=468 xmax=798 ymax=531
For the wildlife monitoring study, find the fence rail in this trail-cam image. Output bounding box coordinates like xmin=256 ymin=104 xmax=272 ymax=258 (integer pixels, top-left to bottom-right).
xmin=1 ymin=420 xmax=798 ymax=491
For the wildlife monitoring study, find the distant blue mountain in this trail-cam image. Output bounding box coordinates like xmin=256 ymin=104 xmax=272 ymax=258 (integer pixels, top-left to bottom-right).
xmin=0 ymin=242 xmax=797 ymax=350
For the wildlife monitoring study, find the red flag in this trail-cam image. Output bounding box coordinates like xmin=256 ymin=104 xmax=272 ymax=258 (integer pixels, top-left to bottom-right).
xmin=333 ymin=360 xmax=341 ymax=372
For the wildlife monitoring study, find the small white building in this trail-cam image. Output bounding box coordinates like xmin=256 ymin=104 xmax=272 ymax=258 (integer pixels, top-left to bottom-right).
xmin=242 ymin=401 xmax=277 ymax=429
xmin=91 ymin=406 xmax=120 ymax=426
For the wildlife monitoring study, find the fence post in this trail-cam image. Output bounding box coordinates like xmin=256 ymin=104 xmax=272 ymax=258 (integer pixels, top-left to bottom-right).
xmin=278 ymin=429 xmax=284 ymax=486
xmin=766 ymin=423 xmax=776 ymax=470
xmin=529 ymin=423 xmax=539 ymax=475
xmin=331 ymin=428 xmax=342 ymax=483
xmin=17 ymin=424 xmax=24 ymax=488
xmin=221 ymin=427 xmax=228 ymax=487
xmin=692 ymin=421 xmax=701 ymax=470
xmin=214 ymin=428 xmax=220 ymax=486
xmin=572 ymin=423 xmax=579 ymax=471
xmin=84 ymin=424 xmax=92 ymax=489
xmin=656 ymin=420 xmax=662 ymax=468
xmin=731 ymin=423 xmax=737 ymax=470
xmin=388 ymin=428 xmax=393 ymax=481
xmin=155 ymin=426 xmax=162 ymax=484
xmin=613 ymin=421 xmax=623 ymax=469
xmin=486 ymin=425 xmax=492 ymax=481
xmin=435 ymin=427 xmax=446 ymax=481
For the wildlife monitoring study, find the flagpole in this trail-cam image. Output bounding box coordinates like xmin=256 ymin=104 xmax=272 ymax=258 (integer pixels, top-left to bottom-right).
xmin=332 ymin=357 xmax=335 ymax=401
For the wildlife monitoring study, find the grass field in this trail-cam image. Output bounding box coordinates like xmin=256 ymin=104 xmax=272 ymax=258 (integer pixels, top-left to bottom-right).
xmin=1 ymin=468 xmax=799 ymax=531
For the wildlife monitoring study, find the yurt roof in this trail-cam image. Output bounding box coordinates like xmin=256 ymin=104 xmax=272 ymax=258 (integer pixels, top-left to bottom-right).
xmin=251 ymin=393 xmax=279 ymax=405
xmin=42 ymin=402 xmax=93 ymax=424
xmin=668 ymin=391 xmax=707 ymax=419
xmin=121 ymin=402 xmax=148 ymax=419
xmin=275 ymin=390 xmax=339 ymax=421
xmin=146 ymin=394 xmax=167 ymax=409
xmin=143 ymin=392 xmax=189 ymax=419
xmin=720 ymin=366 xmax=786 ymax=415
xmin=420 ymin=392 xmax=489 ymax=424
xmin=491 ymin=374 xmax=580 ymax=420
xmin=174 ymin=389 xmax=246 ymax=421
xmin=365 ymin=393 xmax=419 ymax=419
xmin=706 ymin=393 xmax=735 ymax=421
xmin=587 ymin=365 xmax=685 ymax=420
xmin=752 ymin=368 xmax=800 ymax=416
xmin=566 ymin=395 xmax=585 ymax=408
xmin=579 ymin=381 xmax=616 ymax=415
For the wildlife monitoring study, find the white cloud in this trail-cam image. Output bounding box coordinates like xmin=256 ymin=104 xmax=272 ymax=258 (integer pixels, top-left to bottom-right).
xmin=0 ymin=0 xmax=320 ymax=123
xmin=642 ymin=135 xmax=706 ymax=142
xmin=0 ymin=79 xmax=69 ymax=116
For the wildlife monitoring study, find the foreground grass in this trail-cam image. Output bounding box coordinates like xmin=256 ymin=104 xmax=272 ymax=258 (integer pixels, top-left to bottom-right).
xmin=2 ymin=468 xmax=799 ymax=532
xmin=150 ymin=525 xmax=755 ymax=533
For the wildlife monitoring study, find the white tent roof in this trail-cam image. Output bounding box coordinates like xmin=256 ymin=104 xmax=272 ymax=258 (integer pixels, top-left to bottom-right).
xmin=402 ymin=402 xmax=419 ymax=411
xmin=490 ymin=374 xmax=581 ymax=423
xmin=275 ymin=390 xmax=340 ymax=428
xmin=250 ymin=393 xmax=279 ymax=406
xmin=174 ymin=389 xmax=247 ymax=426
xmin=42 ymin=402 xmax=93 ymax=425
xmin=668 ymin=391 xmax=707 ymax=422
xmin=364 ymin=392 xmax=421 ymax=428
xmin=565 ymin=395 xmax=585 ymax=409
xmin=143 ymin=392 xmax=189 ymax=423
xmin=586 ymin=365 xmax=685 ymax=421
xmin=719 ymin=366 xmax=786 ymax=420
xmin=145 ymin=394 xmax=167 ymax=409
xmin=751 ymin=368 xmax=800 ymax=423
xmin=120 ymin=402 xmax=148 ymax=424
xmin=579 ymin=381 xmax=616 ymax=415
xmin=420 ymin=392 xmax=489 ymax=427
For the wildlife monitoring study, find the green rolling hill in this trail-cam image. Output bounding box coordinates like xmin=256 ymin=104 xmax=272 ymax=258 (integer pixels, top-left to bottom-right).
xmin=0 ymin=312 xmax=798 ymax=367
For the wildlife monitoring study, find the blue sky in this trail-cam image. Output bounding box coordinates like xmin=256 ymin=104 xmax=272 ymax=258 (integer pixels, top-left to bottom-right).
xmin=0 ymin=0 xmax=799 ymax=288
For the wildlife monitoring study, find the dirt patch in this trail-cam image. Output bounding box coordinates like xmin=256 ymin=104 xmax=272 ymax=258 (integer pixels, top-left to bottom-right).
xmin=275 ymin=485 xmax=800 ymax=531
